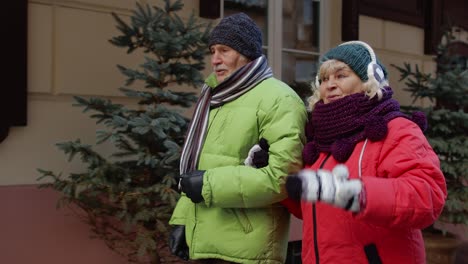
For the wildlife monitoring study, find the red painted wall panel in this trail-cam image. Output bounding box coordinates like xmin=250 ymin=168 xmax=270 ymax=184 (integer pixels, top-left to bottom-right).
xmin=0 ymin=186 xmax=127 ymax=264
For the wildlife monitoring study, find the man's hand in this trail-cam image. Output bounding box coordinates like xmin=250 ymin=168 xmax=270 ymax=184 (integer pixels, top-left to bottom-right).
xmin=169 ymin=225 xmax=189 ymax=260
xmin=244 ymin=138 xmax=269 ymax=168
xmin=285 ymin=164 xmax=363 ymax=212
xmin=244 ymin=139 xmax=305 ymax=218
xmin=180 ymin=170 xmax=205 ymax=203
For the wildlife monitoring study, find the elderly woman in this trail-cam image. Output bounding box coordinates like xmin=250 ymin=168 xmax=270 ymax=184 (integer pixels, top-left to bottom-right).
xmin=284 ymin=41 xmax=447 ymax=263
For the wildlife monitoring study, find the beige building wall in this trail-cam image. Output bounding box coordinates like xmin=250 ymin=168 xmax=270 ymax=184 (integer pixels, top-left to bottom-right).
xmin=1 ymin=0 xmax=203 ymax=186
xmin=358 ymin=15 xmax=435 ymax=107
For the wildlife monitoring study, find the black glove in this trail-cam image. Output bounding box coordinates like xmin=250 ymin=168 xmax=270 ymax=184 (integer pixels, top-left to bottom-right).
xmin=180 ymin=170 xmax=205 ymax=203
xmin=244 ymin=138 xmax=269 ymax=168
xmin=286 ymin=175 xmax=303 ymax=201
xmin=169 ymin=225 xmax=189 ymax=260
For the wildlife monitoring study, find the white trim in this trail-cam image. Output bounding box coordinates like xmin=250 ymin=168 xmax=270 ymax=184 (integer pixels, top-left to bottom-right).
xmin=282 ymin=48 xmax=321 ymax=56
xmin=358 ymin=139 xmax=368 ymax=178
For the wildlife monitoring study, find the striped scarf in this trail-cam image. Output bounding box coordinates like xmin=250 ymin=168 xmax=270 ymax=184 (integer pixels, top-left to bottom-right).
xmin=180 ymin=55 xmax=272 ymax=174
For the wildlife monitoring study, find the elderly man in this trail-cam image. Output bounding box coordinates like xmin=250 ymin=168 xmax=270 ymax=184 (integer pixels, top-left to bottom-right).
xmin=169 ymin=13 xmax=307 ymax=264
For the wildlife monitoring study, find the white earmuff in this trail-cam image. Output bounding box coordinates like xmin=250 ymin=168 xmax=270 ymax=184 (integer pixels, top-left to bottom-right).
xmin=338 ymin=40 xmax=385 ymax=88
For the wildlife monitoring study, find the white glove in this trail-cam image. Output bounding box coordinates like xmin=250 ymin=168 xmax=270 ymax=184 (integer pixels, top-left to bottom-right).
xmin=295 ymin=164 xmax=363 ymax=212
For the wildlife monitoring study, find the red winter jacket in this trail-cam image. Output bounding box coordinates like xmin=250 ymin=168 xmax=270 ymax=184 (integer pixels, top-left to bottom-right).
xmin=289 ymin=117 xmax=447 ymax=264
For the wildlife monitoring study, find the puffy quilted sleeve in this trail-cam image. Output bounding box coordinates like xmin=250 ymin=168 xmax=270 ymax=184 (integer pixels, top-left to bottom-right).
xmin=357 ymin=118 xmax=447 ymax=229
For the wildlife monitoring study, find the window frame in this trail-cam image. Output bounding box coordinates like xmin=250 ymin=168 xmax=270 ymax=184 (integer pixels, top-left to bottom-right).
xmin=266 ymin=0 xmax=330 ymax=79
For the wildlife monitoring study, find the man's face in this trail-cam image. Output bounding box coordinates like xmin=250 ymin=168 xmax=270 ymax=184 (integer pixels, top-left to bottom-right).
xmin=210 ymin=44 xmax=250 ymax=83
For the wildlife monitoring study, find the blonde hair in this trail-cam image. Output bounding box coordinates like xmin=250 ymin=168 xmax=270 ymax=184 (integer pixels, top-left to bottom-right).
xmin=307 ymin=60 xmax=389 ymax=111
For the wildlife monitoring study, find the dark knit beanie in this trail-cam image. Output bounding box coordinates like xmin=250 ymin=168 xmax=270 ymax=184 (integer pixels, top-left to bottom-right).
xmin=209 ymin=13 xmax=263 ymax=60
xmin=320 ymin=43 xmax=388 ymax=81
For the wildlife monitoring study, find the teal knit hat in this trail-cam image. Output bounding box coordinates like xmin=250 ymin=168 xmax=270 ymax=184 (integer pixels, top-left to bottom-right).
xmin=320 ymin=42 xmax=388 ymax=81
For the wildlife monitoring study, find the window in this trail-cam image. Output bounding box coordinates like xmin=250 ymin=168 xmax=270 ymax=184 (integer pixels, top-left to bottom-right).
xmin=223 ymin=0 xmax=327 ymax=98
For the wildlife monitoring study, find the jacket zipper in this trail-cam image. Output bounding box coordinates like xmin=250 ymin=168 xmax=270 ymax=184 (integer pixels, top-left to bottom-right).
xmin=313 ymin=153 xmax=331 ymax=264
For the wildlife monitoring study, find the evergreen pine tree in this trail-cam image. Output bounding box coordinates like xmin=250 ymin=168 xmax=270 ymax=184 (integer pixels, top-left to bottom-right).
xmin=38 ymin=1 xmax=211 ymax=262
xmin=393 ymin=28 xmax=468 ymax=232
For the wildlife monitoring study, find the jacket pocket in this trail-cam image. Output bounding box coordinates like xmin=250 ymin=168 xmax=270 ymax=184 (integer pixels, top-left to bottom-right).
xmin=232 ymin=208 xmax=253 ymax=234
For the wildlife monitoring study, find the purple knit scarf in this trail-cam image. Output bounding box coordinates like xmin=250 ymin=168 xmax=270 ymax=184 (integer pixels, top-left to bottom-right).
xmin=303 ymin=87 xmax=426 ymax=165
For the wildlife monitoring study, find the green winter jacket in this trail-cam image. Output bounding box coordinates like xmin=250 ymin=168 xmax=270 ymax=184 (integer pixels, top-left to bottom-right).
xmin=169 ymin=74 xmax=307 ymax=263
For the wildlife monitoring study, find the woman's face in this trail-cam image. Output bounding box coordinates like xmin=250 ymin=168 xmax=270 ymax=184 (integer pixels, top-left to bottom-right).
xmin=318 ymin=60 xmax=365 ymax=104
